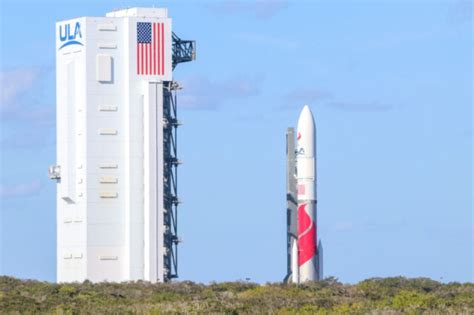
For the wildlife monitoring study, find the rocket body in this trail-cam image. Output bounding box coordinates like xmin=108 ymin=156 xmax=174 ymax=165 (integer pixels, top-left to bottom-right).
xmin=296 ymin=105 xmax=318 ymax=282
xmin=284 ymin=105 xmax=321 ymax=283
xmin=291 ymin=238 xmax=299 ymax=283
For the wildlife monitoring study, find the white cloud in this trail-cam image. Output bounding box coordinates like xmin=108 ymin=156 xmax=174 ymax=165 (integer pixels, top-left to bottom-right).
xmin=447 ymin=0 xmax=472 ymax=26
xmin=333 ymin=221 xmax=354 ymax=231
xmin=0 ymin=68 xmax=41 ymax=114
xmin=284 ymin=87 xmax=333 ymax=104
xmin=235 ymin=32 xmax=300 ymax=51
xmin=0 ymin=67 xmax=54 ymax=123
xmin=0 ymin=127 xmax=55 ymax=149
xmin=0 ymin=180 xmax=43 ymax=198
xmin=178 ymin=74 xmax=264 ymax=110
xmin=0 ymin=67 xmax=55 ymax=149
xmin=282 ymin=86 xmax=394 ymax=112
xmin=327 ymin=101 xmax=394 ymax=112
xmin=207 ymin=0 xmax=288 ymax=19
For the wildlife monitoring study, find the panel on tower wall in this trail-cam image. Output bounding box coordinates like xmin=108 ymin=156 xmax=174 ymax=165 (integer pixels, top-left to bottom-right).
xmin=123 ymin=17 xmax=144 ymax=281
xmin=64 ymin=60 xmax=76 ymax=202
xmin=96 ymin=54 xmax=113 ymax=82
xmin=56 ymin=17 xmax=87 ymax=283
xmin=121 ymin=13 xmax=172 ymax=282
xmin=143 ymin=85 xmax=156 ymax=282
xmin=85 ymin=17 xmax=125 ymax=283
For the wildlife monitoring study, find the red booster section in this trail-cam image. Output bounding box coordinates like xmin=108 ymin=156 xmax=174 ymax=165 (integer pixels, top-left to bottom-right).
xmin=297 ymin=203 xmax=316 ymax=266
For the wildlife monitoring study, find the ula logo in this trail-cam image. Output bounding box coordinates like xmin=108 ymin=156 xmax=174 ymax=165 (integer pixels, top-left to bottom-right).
xmin=58 ymin=22 xmax=83 ymax=50
xmin=296 ymin=148 xmax=305 ymax=155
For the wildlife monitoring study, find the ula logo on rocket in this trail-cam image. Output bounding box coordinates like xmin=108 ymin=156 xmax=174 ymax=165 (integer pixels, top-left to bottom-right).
xmin=58 ymin=22 xmax=83 ymax=50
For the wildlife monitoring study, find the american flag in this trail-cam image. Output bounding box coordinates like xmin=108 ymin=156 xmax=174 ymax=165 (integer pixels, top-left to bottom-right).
xmin=137 ymin=22 xmax=165 ymax=75
xmin=297 ymin=184 xmax=305 ymax=195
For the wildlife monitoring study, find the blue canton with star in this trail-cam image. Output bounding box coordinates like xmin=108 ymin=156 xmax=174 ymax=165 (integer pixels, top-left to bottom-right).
xmin=137 ymin=22 xmax=152 ymax=43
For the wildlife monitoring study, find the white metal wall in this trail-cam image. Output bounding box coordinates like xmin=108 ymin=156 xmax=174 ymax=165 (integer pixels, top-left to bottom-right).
xmin=55 ymin=8 xmax=172 ymax=283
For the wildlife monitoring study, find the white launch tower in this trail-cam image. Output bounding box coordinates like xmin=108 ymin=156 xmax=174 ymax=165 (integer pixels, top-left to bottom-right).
xmin=49 ymin=8 xmax=195 ymax=283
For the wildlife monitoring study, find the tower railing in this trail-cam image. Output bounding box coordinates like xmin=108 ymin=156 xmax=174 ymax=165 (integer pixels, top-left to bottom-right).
xmin=172 ymin=32 xmax=196 ymax=70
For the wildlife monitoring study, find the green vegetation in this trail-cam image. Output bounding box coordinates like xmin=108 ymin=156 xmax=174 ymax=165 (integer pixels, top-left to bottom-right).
xmin=1 ymin=276 xmax=473 ymax=314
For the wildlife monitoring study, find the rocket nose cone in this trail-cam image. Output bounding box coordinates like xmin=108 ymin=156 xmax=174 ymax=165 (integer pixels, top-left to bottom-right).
xmin=302 ymin=104 xmax=311 ymax=114
xmin=297 ymin=105 xmax=316 ymax=155
xmin=298 ymin=105 xmax=316 ymax=129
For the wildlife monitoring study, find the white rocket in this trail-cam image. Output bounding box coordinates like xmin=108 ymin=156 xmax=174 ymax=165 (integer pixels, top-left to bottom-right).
xmin=285 ymin=105 xmax=322 ymax=283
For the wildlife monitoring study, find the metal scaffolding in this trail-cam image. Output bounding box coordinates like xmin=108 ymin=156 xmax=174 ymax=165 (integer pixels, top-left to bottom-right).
xmin=172 ymin=32 xmax=196 ymax=70
xmin=162 ymin=33 xmax=195 ymax=281
xmin=162 ymin=81 xmax=180 ymax=281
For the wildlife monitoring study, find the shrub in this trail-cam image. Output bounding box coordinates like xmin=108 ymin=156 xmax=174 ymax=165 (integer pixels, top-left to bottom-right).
xmin=0 ymin=276 xmax=472 ymax=313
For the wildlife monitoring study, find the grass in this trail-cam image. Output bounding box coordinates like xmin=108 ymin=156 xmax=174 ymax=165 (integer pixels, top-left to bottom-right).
xmin=0 ymin=276 xmax=473 ymax=314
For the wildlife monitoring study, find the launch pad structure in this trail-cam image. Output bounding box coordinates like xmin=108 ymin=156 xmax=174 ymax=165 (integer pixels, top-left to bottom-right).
xmin=162 ymin=34 xmax=196 ymax=280
xmin=50 ymin=8 xmax=195 ymax=283
xmin=284 ymin=128 xmax=298 ymax=283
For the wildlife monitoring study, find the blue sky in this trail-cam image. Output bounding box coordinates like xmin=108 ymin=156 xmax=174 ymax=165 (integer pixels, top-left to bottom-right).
xmin=0 ymin=0 xmax=472 ymax=284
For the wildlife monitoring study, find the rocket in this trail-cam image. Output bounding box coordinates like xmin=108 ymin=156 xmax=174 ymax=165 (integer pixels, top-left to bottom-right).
xmin=296 ymin=105 xmax=319 ymax=282
xmin=285 ymin=105 xmax=322 ymax=283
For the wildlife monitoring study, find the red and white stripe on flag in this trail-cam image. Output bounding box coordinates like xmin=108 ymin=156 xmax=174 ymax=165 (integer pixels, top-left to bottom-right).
xmin=137 ymin=22 xmax=165 ymax=76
